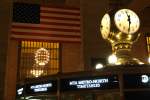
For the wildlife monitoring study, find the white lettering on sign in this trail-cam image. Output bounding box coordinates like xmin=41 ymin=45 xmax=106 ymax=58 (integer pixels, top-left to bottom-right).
xmin=30 ymin=83 xmax=52 ymax=92
xmin=141 ymin=75 xmax=149 ymax=83
xmin=69 ymin=78 xmax=109 ymax=89
xmin=17 ymin=88 xmax=23 ymax=95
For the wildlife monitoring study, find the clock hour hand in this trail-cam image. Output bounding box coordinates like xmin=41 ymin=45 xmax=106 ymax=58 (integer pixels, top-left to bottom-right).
xmin=125 ymin=11 xmax=131 ymax=33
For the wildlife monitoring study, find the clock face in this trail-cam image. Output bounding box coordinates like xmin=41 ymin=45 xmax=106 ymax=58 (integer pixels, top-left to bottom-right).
xmin=100 ymin=13 xmax=110 ymax=39
xmin=114 ymin=9 xmax=140 ymax=34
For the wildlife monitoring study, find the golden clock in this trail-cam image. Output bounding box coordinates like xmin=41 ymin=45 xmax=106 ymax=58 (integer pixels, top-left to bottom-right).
xmin=114 ymin=9 xmax=140 ymax=34
xmin=100 ymin=13 xmax=110 ymax=39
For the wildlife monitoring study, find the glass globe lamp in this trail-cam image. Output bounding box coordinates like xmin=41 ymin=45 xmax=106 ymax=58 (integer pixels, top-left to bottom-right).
xmin=35 ymin=47 xmax=50 ymax=66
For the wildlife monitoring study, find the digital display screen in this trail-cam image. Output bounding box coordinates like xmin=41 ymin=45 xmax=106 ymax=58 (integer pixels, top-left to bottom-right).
xmin=60 ymin=75 xmax=119 ymax=91
xmin=25 ymin=80 xmax=57 ymax=94
xmin=124 ymin=74 xmax=150 ymax=89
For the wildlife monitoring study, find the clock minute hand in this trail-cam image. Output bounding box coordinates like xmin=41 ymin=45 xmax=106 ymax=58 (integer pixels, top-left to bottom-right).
xmin=125 ymin=11 xmax=131 ymax=33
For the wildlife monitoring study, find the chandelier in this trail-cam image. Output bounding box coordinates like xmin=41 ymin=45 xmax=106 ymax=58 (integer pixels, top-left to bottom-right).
xmin=30 ymin=64 xmax=44 ymax=77
xmin=35 ymin=47 xmax=50 ymax=66
xmin=30 ymin=69 xmax=43 ymax=77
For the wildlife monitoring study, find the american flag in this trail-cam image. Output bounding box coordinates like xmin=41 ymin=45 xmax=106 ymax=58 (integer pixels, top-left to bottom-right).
xmin=11 ymin=3 xmax=81 ymax=43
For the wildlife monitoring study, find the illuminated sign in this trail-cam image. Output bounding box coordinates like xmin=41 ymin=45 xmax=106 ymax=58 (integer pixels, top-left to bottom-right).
xmin=69 ymin=78 xmax=109 ymax=89
xmin=26 ymin=80 xmax=57 ymax=94
xmin=141 ymin=75 xmax=149 ymax=83
xmin=17 ymin=87 xmax=24 ymax=96
xmin=30 ymin=83 xmax=52 ymax=92
xmin=60 ymin=75 xmax=119 ymax=91
xmin=124 ymin=74 xmax=150 ymax=89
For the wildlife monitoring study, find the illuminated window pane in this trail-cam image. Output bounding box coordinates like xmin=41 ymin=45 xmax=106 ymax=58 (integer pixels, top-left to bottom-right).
xmin=18 ymin=41 xmax=60 ymax=81
xmin=146 ymin=37 xmax=150 ymax=56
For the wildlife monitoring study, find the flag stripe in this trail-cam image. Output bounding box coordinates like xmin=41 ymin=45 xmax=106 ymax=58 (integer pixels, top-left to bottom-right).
xmin=41 ymin=5 xmax=80 ymax=11
xmin=11 ymin=4 xmax=81 ymax=42
xmin=12 ymin=23 xmax=80 ymax=30
xmin=11 ymin=34 xmax=81 ymax=43
xmin=10 ymin=31 xmax=81 ymax=38
xmin=40 ymin=18 xmax=80 ymax=24
xmin=41 ymin=8 xmax=80 ymax=15
xmin=40 ymin=13 xmax=80 ymax=19
xmin=11 ymin=28 xmax=80 ymax=36
xmin=41 ymin=7 xmax=80 ymax=13
xmin=40 ymin=21 xmax=80 ymax=27
xmin=12 ymin=25 xmax=80 ymax=32
xmin=41 ymin=10 xmax=80 ymax=16
xmin=40 ymin=15 xmax=80 ymax=21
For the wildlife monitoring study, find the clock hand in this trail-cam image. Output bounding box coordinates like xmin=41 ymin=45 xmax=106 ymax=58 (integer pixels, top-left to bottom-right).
xmin=128 ymin=15 xmax=131 ymax=33
xmin=125 ymin=11 xmax=131 ymax=33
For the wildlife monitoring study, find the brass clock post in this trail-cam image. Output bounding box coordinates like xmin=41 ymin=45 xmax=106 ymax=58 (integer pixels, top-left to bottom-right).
xmin=100 ymin=9 xmax=143 ymax=65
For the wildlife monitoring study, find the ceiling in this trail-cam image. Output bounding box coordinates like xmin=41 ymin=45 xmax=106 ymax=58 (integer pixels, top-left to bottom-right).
xmin=128 ymin=0 xmax=150 ymax=32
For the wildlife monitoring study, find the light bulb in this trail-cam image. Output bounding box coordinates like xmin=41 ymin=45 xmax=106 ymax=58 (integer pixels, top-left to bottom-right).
xmin=108 ymin=54 xmax=117 ymax=64
xmin=95 ymin=63 xmax=104 ymax=69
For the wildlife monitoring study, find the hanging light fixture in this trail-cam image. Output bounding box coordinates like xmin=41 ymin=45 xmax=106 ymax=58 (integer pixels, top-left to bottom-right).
xmin=30 ymin=64 xmax=44 ymax=77
xmin=30 ymin=69 xmax=43 ymax=77
xmin=35 ymin=47 xmax=50 ymax=66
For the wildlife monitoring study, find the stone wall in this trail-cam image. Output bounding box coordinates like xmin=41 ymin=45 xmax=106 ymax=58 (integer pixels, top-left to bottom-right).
xmin=62 ymin=43 xmax=84 ymax=72
xmin=0 ymin=0 xmax=12 ymax=99
xmin=80 ymin=0 xmax=110 ymax=70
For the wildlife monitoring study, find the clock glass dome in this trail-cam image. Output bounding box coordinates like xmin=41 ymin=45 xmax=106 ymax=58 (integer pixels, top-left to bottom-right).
xmin=100 ymin=13 xmax=110 ymax=39
xmin=114 ymin=9 xmax=140 ymax=34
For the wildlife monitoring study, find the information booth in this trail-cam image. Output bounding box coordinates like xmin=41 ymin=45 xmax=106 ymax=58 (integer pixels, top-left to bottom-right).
xmin=16 ymin=64 xmax=150 ymax=100
xmin=16 ymin=72 xmax=121 ymax=100
xmin=60 ymin=73 xmax=120 ymax=100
